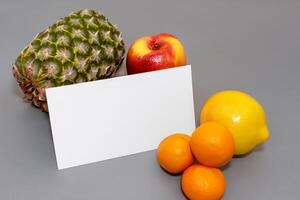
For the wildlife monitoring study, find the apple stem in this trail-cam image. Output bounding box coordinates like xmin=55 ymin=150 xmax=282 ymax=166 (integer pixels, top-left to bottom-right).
xmin=153 ymin=42 xmax=160 ymax=50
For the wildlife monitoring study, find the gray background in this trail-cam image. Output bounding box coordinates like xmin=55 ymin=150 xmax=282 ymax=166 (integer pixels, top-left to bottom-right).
xmin=0 ymin=0 xmax=299 ymax=199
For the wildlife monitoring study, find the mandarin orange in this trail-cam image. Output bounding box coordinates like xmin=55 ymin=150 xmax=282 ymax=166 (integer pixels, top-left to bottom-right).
xmin=157 ymin=133 xmax=193 ymax=174
xmin=181 ymin=164 xmax=226 ymax=200
xmin=190 ymin=122 xmax=234 ymax=167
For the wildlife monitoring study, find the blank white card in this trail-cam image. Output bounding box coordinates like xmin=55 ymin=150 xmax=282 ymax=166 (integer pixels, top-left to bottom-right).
xmin=46 ymin=65 xmax=195 ymax=169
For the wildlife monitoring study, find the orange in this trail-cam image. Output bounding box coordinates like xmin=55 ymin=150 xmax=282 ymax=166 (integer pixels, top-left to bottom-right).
xmin=157 ymin=133 xmax=193 ymax=174
xmin=181 ymin=164 xmax=226 ymax=200
xmin=190 ymin=122 xmax=234 ymax=167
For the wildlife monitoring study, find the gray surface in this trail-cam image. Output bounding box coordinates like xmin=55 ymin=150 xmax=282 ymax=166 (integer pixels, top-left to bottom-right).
xmin=0 ymin=0 xmax=300 ymax=199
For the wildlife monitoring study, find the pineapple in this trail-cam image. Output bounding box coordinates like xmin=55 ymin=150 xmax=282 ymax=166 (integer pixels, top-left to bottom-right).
xmin=13 ymin=9 xmax=125 ymax=112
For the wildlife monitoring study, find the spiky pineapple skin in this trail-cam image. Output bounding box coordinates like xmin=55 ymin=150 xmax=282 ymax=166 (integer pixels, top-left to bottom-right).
xmin=13 ymin=9 xmax=125 ymax=112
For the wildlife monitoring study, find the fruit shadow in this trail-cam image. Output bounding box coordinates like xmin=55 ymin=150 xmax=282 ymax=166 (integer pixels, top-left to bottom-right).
xmin=233 ymin=143 xmax=266 ymax=159
xmin=157 ymin=164 xmax=182 ymax=177
xmin=156 ymin=156 xmax=203 ymax=177
xmin=220 ymin=161 xmax=232 ymax=171
xmin=180 ymin=186 xmax=190 ymax=200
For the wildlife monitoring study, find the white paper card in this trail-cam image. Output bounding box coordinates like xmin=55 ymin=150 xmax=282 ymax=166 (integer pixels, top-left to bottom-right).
xmin=46 ymin=65 xmax=195 ymax=170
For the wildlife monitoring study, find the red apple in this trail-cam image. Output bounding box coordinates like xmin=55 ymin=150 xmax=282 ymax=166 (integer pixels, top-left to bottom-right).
xmin=126 ymin=33 xmax=187 ymax=74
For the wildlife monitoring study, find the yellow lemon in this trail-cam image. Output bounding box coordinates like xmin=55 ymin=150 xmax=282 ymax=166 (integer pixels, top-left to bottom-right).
xmin=200 ymin=90 xmax=269 ymax=155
